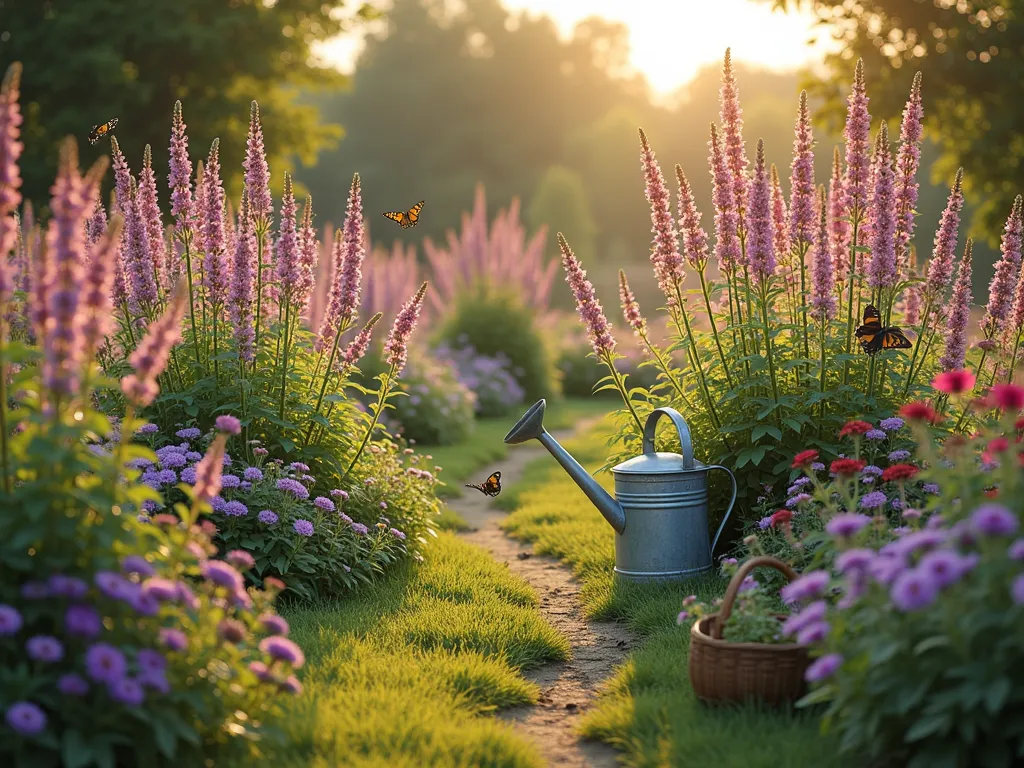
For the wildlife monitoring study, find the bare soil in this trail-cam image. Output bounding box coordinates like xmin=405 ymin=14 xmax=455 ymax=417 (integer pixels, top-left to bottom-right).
xmin=450 ymin=434 xmax=632 ymax=768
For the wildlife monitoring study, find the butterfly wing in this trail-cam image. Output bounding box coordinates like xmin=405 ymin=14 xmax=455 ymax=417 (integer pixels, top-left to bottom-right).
xmin=405 ymin=201 xmax=425 ymax=227
xmin=855 ymin=305 xmax=882 ymax=339
xmin=881 ymin=327 xmax=913 ymax=350
xmin=465 ymin=471 xmax=501 ymax=497
xmin=383 ymin=210 xmax=408 ymax=227
xmin=88 ymin=118 xmax=117 ymax=145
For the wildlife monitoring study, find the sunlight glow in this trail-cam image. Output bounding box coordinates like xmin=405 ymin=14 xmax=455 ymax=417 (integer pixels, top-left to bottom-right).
xmin=315 ymin=0 xmax=838 ymax=95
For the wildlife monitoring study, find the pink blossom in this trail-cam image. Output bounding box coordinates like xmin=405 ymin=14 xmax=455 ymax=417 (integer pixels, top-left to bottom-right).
xmin=138 ymin=145 xmax=166 ymax=290
xmin=843 ymin=60 xmax=872 ymax=219
xmin=243 ymin=101 xmax=272 ymax=225
xmin=719 ymin=49 xmax=749 ymax=215
xmin=274 ymin=172 xmax=300 ymax=304
xmin=295 ymin=197 xmax=317 ymax=314
xmin=201 ymin=139 xmax=228 ymax=309
xmin=81 ymin=216 xmax=125 ymax=359
xmin=771 ymin=164 xmax=792 ymax=287
xmin=168 ymin=101 xmax=193 ymax=229
xmin=120 ymin=283 xmax=188 ymax=407
xmin=982 ymin=195 xmax=1022 ymax=340
xmin=0 ymin=63 xmax=23 ymax=282
xmin=925 ymin=169 xmax=965 ymax=301
xmin=618 ymin=269 xmax=646 ymax=335
xmin=124 ymin=178 xmax=159 ymax=314
xmin=709 ymin=123 xmax=741 ymax=273
xmin=229 ymin=192 xmax=257 ymax=364
xmin=338 ymin=173 xmax=365 ymax=322
xmin=789 ymin=90 xmax=816 ymax=247
xmin=560 ymin=232 xmax=615 ymax=356
xmin=866 ymin=124 xmax=897 ymax=290
xmin=639 ymin=128 xmax=684 ymax=301
xmin=745 ymin=139 xmax=775 ymax=283
xmin=85 ymin=195 xmax=107 ymax=250
xmin=193 ymin=434 xmax=226 ymax=504
xmin=939 ymin=240 xmax=973 ymax=372
xmin=828 ymin=147 xmax=851 ymax=285
xmin=894 ymin=72 xmax=923 ymax=274
xmin=674 ymin=164 xmax=709 ymax=271
xmin=338 ymin=312 xmax=382 ymax=373
xmin=383 ymin=281 xmax=428 ymax=375
xmin=810 ymin=187 xmax=836 ymax=323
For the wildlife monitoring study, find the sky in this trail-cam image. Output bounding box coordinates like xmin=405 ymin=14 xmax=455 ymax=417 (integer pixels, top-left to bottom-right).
xmin=317 ymin=0 xmax=839 ymax=97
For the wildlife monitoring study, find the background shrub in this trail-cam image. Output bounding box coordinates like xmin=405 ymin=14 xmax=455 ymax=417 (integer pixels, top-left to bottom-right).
xmin=386 ymin=354 xmax=476 ymax=445
xmin=436 ymin=342 xmax=525 ymax=417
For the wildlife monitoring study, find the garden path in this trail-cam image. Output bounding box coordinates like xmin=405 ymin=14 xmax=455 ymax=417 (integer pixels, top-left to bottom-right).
xmin=449 ymin=427 xmax=633 ymax=768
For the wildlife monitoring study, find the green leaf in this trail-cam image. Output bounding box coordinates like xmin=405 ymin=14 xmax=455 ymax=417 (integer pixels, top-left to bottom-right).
xmin=905 ymin=711 xmax=952 ymax=742
xmin=985 ymin=677 xmax=1012 ymax=714
xmin=62 ymin=730 xmax=93 ymax=768
xmin=152 ymin=718 xmax=178 ymax=760
xmin=913 ymin=636 xmax=951 ymax=656
xmin=751 ymin=424 xmax=782 ymax=443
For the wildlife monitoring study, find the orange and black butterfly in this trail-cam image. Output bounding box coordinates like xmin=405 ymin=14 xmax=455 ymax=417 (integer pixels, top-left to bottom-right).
xmin=855 ymin=304 xmax=912 ymax=355
xmin=466 ymin=471 xmax=501 ymax=497
xmin=88 ymin=118 xmax=118 ymax=145
xmin=382 ymin=201 xmax=424 ymax=229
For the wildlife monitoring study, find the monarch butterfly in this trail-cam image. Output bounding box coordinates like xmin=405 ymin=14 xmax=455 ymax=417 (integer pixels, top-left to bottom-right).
xmin=382 ymin=201 xmax=424 ymax=229
xmin=855 ymin=304 xmax=913 ymax=356
xmin=466 ymin=471 xmax=501 ymax=497
xmin=88 ymin=118 xmax=118 ymax=145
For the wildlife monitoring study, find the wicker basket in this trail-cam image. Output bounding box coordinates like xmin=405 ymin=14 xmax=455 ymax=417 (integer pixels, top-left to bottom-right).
xmin=689 ymin=556 xmax=811 ymax=706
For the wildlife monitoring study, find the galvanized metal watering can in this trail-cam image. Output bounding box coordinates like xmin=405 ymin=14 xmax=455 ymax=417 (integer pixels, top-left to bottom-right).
xmin=504 ymin=400 xmax=737 ymax=582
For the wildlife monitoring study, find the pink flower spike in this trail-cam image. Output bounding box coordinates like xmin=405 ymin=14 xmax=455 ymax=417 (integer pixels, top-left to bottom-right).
xmin=939 ymin=240 xmax=973 ymax=372
xmin=243 ymin=101 xmax=272 ymax=225
xmin=674 ymin=164 xmax=710 ymax=271
xmin=0 ymin=63 xmax=24 ymax=275
xmin=708 ymin=122 xmax=740 ymax=274
xmin=229 ymin=192 xmax=256 ymax=364
xmin=719 ymin=49 xmax=749 ymax=214
xmin=201 ymin=139 xmax=228 ymax=310
xmin=81 ymin=215 xmax=126 ymax=359
xmin=383 ymin=281 xmax=428 ymax=375
xmin=843 ymin=60 xmax=872 ymax=220
xmin=866 ymin=123 xmax=897 ymax=290
xmin=295 ymin=197 xmax=317 ymax=314
xmin=138 ymin=145 xmax=167 ymax=290
xmin=639 ymin=128 xmax=684 ymax=302
xmin=982 ymin=196 xmax=1022 ymax=340
xmin=120 ymin=281 xmax=188 ymax=407
xmin=894 ymin=72 xmax=923 ymax=273
xmin=925 ymin=169 xmax=964 ymax=301
xmin=168 ymin=101 xmax=193 ymax=231
xmin=788 ymin=90 xmax=816 ymax=248
xmin=618 ymin=269 xmax=646 ymax=336
xmin=745 ymin=139 xmax=775 ymax=284
xmin=828 ymin=146 xmax=850 ymax=285
xmin=338 ymin=312 xmax=382 ymax=373
xmin=559 ymin=232 xmax=616 ymax=357
xmin=770 ymin=164 xmax=792 ymax=285
xmin=810 ymin=187 xmax=837 ymax=323
xmin=274 ymin=172 xmax=300 ymax=304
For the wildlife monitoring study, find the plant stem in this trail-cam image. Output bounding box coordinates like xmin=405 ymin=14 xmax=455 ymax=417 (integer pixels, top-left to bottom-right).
xmin=638 ymin=330 xmax=694 ymax=410
xmin=181 ymin=232 xmax=204 ymax=373
xmin=212 ymin=309 xmax=219 ymax=383
xmin=1008 ymin=331 xmax=1023 ymax=383
xmin=0 ymin=312 xmax=11 ymax=494
xmin=758 ymin=282 xmax=780 ymax=413
xmin=697 ymin=269 xmax=733 ymax=389
xmin=278 ymin=300 xmax=292 ymax=422
xmin=671 ymin=290 xmax=721 ymax=430
xmin=343 ymin=365 xmax=396 ymax=479
xmin=600 ymin=351 xmax=643 ymax=435
xmin=798 ymin=242 xmax=811 ymax=367
xmin=842 ymin=215 xmax=862 ymax=387
xmin=902 ymin=297 xmax=933 ymax=397
xmin=304 ymin=317 xmax=351 ymax=447
xmin=254 ymin=220 xmax=268 ymax=350
xmin=818 ymin=320 xmax=828 ymax=433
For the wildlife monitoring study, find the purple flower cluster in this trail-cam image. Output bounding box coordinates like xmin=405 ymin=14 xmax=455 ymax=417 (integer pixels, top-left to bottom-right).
xmin=639 ymin=128 xmax=685 ymax=299
xmin=558 ymin=233 xmax=615 ymax=356
xmin=383 ymin=281 xmax=428 ymax=374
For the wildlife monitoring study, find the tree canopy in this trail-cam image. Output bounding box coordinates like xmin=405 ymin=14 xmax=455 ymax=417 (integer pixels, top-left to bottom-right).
xmin=1 ymin=0 xmax=376 ymax=208
xmin=762 ymin=0 xmax=1024 ymax=244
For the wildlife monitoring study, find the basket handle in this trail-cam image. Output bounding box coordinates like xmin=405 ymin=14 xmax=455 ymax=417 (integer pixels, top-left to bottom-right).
xmin=711 ymin=555 xmax=799 ymax=640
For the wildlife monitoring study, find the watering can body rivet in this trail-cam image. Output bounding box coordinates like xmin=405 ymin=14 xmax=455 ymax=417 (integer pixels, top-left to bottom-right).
xmin=504 ymin=400 xmax=737 ymax=582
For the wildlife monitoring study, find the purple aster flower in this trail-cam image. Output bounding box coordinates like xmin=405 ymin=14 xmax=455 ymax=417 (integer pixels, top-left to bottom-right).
xmin=868 ymin=554 xmax=905 ymax=585
xmin=859 ymin=491 xmax=888 ymax=510
xmin=1012 ymin=574 xmax=1024 ymax=605
xmin=787 ymin=477 xmax=811 ymax=493
xmin=786 ymin=493 xmax=812 ymax=507
xmin=865 ymin=429 xmax=886 ymax=441
xmin=293 ymin=519 xmax=314 ymax=537
xmin=796 ymin=621 xmax=830 ymax=645
xmin=65 ymin=605 xmax=102 ymax=638
xmin=244 ymin=467 xmax=263 ymax=482
xmin=888 ymin=450 xmax=911 ymax=462
xmin=811 ymin=462 xmax=825 ymax=472
xmin=805 ymin=653 xmax=843 ymax=683
xmin=836 ymin=549 xmax=874 ymax=575
xmin=781 ymin=600 xmax=826 ymax=637
xmin=201 ymin=560 xmax=244 ymax=591
xmin=970 ymin=504 xmax=1017 ymax=537
xmin=925 ymin=169 xmax=965 ymax=301
xmin=745 ymin=140 xmax=775 ymax=283
xmin=139 ymin=668 xmax=170 ymax=694
xmin=131 ymin=591 xmax=161 ymax=617
xmin=26 ymin=635 xmax=63 ymax=662
xmin=918 ymin=550 xmax=970 ymax=589
xmin=86 ymin=643 xmax=127 ymax=684
xmin=879 ymin=417 xmax=904 ymax=432
xmin=639 ymin=128 xmax=685 ymax=299
xmin=351 ymin=522 xmax=369 ymax=536
xmin=215 ymin=415 xmax=241 ymax=435
xmin=390 ymin=528 xmax=406 ymax=540
xmin=108 ymin=677 xmax=145 ymax=706
xmin=136 ymin=422 xmax=159 ymax=435
xmin=176 ymin=427 xmax=201 ymax=440
xmin=330 ymin=489 xmax=349 ymax=500
xmin=218 ymin=618 xmax=247 ymax=643
xmin=58 ymin=673 xmax=89 ymax=697
xmin=141 ymin=578 xmax=178 ymax=603
xmin=136 ymin=649 xmax=166 ymax=674
xmin=890 ymin=567 xmax=939 ymax=611
xmin=313 ymin=496 xmax=335 ymax=512
xmin=226 ymin=550 xmax=256 ymax=570
xmin=259 ymin=613 xmax=289 ymax=636
xmin=891 ymin=498 xmax=905 ymax=512
xmin=222 ymin=500 xmax=247 ymax=517
xmin=159 ymin=628 xmax=188 ymax=651
xmin=379 ymin=501 xmax=388 ymax=510
xmin=861 ymin=465 xmax=883 ymax=477
xmin=758 ymin=516 xmax=773 ymax=530
xmin=276 ymin=477 xmax=310 ymax=500
xmin=160 ymin=452 xmax=187 ymax=469
xmin=826 ymin=513 xmax=872 ymax=538
xmin=259 ymin=636 xmax=305 ymax=668
xmin=339 ymin=513 xmax=353 ymax=524
xmin=940 ymin=241 xmax=974 ymax=371
xmin=0 ymin=604 xmax=23 ymax=635
xmin=923 ymin=483 xmax=940 ymax=495
xmin=180 ymin=466 xmax=197 ymax=484
xmin=5 ymin=701 xmax=47 ymax=736
xmin=1008 ymin=539 xmax=1024 ymax=561
xmin=121 ymin=555 xmax=155 ymax=577
xmin=258 ymin=509 xmax=279 ymax=525
xmin=290 ymin=462 xmax=310 ymax=472
xmin=220 ymin=474 xmax=240 ymax=489
xmin=780 ymin=570 xmax=830 ymax=606
xmin=47 ymin=574 xmax=88 ymax=599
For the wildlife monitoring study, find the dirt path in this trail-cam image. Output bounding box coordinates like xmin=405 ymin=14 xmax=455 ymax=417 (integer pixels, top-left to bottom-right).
xmin=450 ymin=432 xmax=632 ymax=768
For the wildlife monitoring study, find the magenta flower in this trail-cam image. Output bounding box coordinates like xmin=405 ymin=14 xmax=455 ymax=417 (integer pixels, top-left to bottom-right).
xmin=674 ymin=165 xmax=709 ymax=271
xmin=81 ymin=216 xmax=125 ymax=359
xmin=123 ymin=178 xmax=159 ymax=314
xmin=0 ymin=63 xmax=24 ymax=294
xmin=788 ymin=90 xmax=816 ymax=247
xmin=168 ymin=101 xmax=193 ymax=230
xmin=338 ymin=312 xmax=382 ymax=373
xmin=275 ymin=172 xmax=300 ymax=304
xmin=121 ymin=283 xmax=188 ymax=407
xmin=719 ymin=49 xmax=749 ymax=215
xmin=243 ymin=101 xmax=272 ymax=225
xmin=618 ymin=270 xmax=646 ymax=335
xmin=201 ymin=139 xmax=228 ymax=309
xmin=924 ymin=169 xmax=965 ymax=301
xmin=939 ymin=240 xmax=973 ymax=372
xmin=192 ymin=434 xmax=226 ymax=504
xmin=559 ymin=233 xmax=615 ymax=356
xmin=259 ymin=635 xmax=305 ymax=668
xmin=805 ymin=653 xmax=843 ymax=683
xmin=770 ymin=164 xmax=791 ymax=274
xmin=828 ymin=147 xmax=850 ymax=285
xmin=138 ymin=145 xmax=166 ymax=290
xmin=745 ymin=140 xmax=775 ymax=283
xmin=708 ymin=123 xmax=741 ymax=273
xmin=85 ymin=195 xmax=107 ymax=249
xmin=894 ymin=72 xmax=923 ymax=271
xmin=982 ymin=196 xmax=1022 ymax=339
xmin=230 ymin=194 xmax=257 ymax=363
xmin=810 ymin=188 xmax=837 ymax=323
xmin=866 ymin=124 xmax=897 ymax=290
xmin=843 ymin=60 xmax=872 ymax=220
xmin=295 ymin=197 xmax=317 ymax=313
xmin=317 ymin=175 xmax=364 ymax=351
xmin=639 ymin=128 xmax=684 ymax=301
xmin=110 ymin=136 xmax=132 ymax=219
xmin=215 ymin=414 xmax=241 ymax=435
xmin=384 ymin=281 xmax=428 ymax=374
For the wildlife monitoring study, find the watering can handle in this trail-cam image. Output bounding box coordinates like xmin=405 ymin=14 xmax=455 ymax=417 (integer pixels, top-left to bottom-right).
xmin=641 ymin=407 xmax=694 ymax=469
xmin=705 ymin=465 xmax=737 ymax=559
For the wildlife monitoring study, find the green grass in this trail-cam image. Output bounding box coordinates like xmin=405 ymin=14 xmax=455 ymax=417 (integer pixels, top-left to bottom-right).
xmin=499 ymin=421 xmax=852 ymax=768
xmin=427 ymin=396 xmax=610 ymax=501
xmin=262 ymin=533 xmax=570 ymax=768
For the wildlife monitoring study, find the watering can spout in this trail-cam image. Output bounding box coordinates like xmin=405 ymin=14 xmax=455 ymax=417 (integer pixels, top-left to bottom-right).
xmin=504 ymin=400 xmax=626 ymax=534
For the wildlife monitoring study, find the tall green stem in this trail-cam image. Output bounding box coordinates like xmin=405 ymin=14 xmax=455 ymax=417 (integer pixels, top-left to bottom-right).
xmin=303 ymin=317 xmax=351 ymax=447
xmin=254 ymin=220 xmax=268 ymax=350
xmin=697 ymin=270 xmax=733 ymax=389
xmin=600 ymin=351 xmax=643 ymax=435
xmin=818 ymin=320 xmax=828 ymax=433
xmin=0 ymin=313 xmax=11 ymax=494
xmin=343 ymin=365 xmax=396 ymax=478
xmin=1007 ymin=330 xmax=1023 ymax=383
xmin=671 ymin=291 xmax=721 ymax=430
xmin=212 ymin=310 xmax=219 ymax=383
xmin=842 ymin=216 xmax=862 ymax=386
xmin=278 ymin=300 xmax=292 ymax=421
xmin=798 ymin=242 xmax=811 ymax=366
xmin=638 ymin=330 xmax=694 ymax=410
xmin=181 ymin=232 xmax=203 ymax=372
xmin=758 ymin=282 xmax=781 ymax=411
xmin=902 ymin=298 xmax=934 ymax=396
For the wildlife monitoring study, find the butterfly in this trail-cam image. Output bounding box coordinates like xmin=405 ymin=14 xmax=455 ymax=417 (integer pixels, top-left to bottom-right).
xmin=465 ymin=471 xmax=501 ymax=497
xmin=382 ymin=201 xmax=424 ymax=229
xmin=88 ymin=118 xmax=118 ymax=145
xmin=855 ymin=304 xmax=913 ymax=356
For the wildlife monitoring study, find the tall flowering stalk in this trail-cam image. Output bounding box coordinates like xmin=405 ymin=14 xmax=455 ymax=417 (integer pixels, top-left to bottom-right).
xmin=85 ymin=196 xmax=107 ymax=249
xmin=230 ymin=190 xmax=256 ymax=369
xmin=81 ymin=216 xmax=125 ymax=364
xmin=676 ymin=164 xmax=732 ymax=387
xmin=120 ymin=282 xmax=188 ymax=409
xmin=274 ymin=173 xmax=300 ymax=421
xmin=841 ymin=60 xmax=871 ymax=383
xmin=0 ymin=62 xmax=23 ymax=492
xmin=811 ymin=187 xmax=836 ymax=422
xmin=828 ymin=147 xmax=850 ymax=313
xmin=893 ymin=73 xmax=924 ymax=277
xmin=337 ymin=311 xmax=382 ymax=376
xmin=720 ymin=48 xmax=749 ymax=224
xmin=903 ymin=169 xmax=964 ymax=396
xmin=201 ymin=139 xmax=228 ymax=381
xmin=168 ymin=100 xmax=202 ymax=369
xmin=344 ymin=282 xmax=428 ymax=478
xmin=559 ymin=234 xmax=641 ymax=433
xmin=939 ymin=240 xmax=973 ymax=374
xmin=976 ymin=196 xmax=1023 ymax=384
xmin=709 ymin=122 xmax=742 ymax=342
xmin=770 ymin=164 xmax=796 ymax=328
xmin=244 ymin=102 xmax=273 ymax=347
xmin=296 ymin=197 xmax=317 ymax=316
xmin=789 ymin=90 xmax=816 ymax=360
xmin=124 ymin=177 xmax=159 ymax=319
xmin=746 ymin=139 xmax=781 ymax=406
xmin=138 ymin=145 xmax=166 ymax=293
xmin=865 ymin=124 xmax=898 ymax=398
xmin=1004 ymin=229 xmax=1024 ymax=382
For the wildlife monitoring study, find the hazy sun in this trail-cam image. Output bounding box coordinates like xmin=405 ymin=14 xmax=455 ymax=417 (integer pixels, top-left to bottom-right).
xmin=317 ymin=0 xmax=837 ymax=96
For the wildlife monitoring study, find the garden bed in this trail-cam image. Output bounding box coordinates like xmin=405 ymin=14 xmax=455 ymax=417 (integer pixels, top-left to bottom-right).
xmin=500 ymin=421 xmax=851 ymax=767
